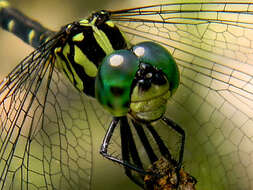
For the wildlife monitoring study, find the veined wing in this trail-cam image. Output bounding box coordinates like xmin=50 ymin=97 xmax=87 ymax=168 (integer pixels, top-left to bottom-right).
xmin=0 ymin=34 xmax=93 ymax=190
xmin=106 ymin=2 xmax=253 ymax=190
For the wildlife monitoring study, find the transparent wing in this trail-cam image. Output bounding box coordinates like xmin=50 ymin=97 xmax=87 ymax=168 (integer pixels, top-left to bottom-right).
xmin=0 ymin=38 xmax=93 ymax=190
xmin=109 ymin=2 xmax=253 ymax=190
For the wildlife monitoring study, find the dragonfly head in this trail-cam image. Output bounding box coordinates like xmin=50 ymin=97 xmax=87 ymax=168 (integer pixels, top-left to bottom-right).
xmin=95 ymin=42 xmax=179 ymax=121
xmin=88 ymin=10 xmax=110 ymax=26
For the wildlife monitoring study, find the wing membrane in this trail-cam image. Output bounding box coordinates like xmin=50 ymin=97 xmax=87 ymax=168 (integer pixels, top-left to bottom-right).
xmin=0 ymin=37 xmax=93 ymax=190
xmin=110 ymin=3 xmax=253 ymax=189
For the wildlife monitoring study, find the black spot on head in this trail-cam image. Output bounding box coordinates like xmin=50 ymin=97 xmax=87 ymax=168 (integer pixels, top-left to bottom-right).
xmin=110 ymin=86 xmax=125 ymax=97
xmin=139 ymin=62 xmax=152 ymax=72
xmin=152 ymin=72 xmax=167 ymax=85
xmin=138 ymin=79 xmax=151 ymax=91
xmin=107 ymin=101 xmax=113 ymax=108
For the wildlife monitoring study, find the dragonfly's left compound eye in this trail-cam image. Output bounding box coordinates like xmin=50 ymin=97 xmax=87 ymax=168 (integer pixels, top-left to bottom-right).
xmin=95 ymin=50 xmax=139 ymax=116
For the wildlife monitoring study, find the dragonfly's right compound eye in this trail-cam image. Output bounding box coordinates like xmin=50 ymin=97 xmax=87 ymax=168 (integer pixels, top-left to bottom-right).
xmin=132 ymin=41 xmax=180 ymax=95
xmin=95 ymin=50 xmax=139 ymax=117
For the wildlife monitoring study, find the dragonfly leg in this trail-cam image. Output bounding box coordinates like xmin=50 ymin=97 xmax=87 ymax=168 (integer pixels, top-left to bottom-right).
xmin=100 ymin=117 xmax=148 ymax=175
xmin=161 ymin=117 xmax=185 ymax=188
xmin=130 ymin=118 xmax=186 ymax=189
xmin=120 ymin=117 xmax=146 ymax=187
xmin=161 ymin=117 xmax=185 ymax=170
xmin=145 ymin=122 xmax=178 ymax=166
xmin=131 ymin=120 xmax=159 ymax=163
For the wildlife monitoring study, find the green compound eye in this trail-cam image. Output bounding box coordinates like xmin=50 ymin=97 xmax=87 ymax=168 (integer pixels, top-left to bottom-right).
xmin=96 ymin=42 xmax=180 ymax=119
xmin=132 ymin=41 xmax=180 ymax=94
xmin=95 ymin=50 xmax=139 ymax=116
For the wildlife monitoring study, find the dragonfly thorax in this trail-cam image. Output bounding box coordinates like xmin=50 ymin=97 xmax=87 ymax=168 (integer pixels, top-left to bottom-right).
xmin=52 ymin=10 xmax=129 ymax=97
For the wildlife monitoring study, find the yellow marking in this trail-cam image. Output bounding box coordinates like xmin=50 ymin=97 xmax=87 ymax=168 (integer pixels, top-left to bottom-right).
xmin=67 ymin=24 xmax=72 ymax=30
xmin=89 ymin=17 xmax=115 ymax=54
xmin=79 ymin=17 xmax=118 ymax=54
xmin=63 ymin=44 xmax=84 ymax=91
xmin=79 ymin=19 xmax=89 ymax=26
xmin=66 ymin=24 xmax=73 ymax=34
xmin=39 ymin=33 xmax=45 ymax=41
xmin=73 ymin=33 xmax=84 ymax=41
xmin=7 ymin=20 xmax=14 ymax=31
xmin=105 ymin=20 xmax=114 ymax=28
xmin=80 ymin=16 xmax=115 ymax=54
xmin=54 ymin=47 xmax=61 ymax=53
xmin=120 ymin=30 xmax=131 ymax=48
xmin=54 ymin=47 xmax=74 ymax=83
xmin=90 ymin=17 xmax=97 ymax=26
xmin=54 ymin=47 xmax=73 ymax=80
xmin=39 ymin=33 xmax=49 ymax=42
xmin=44 ymin=36 xmax=50 ymax=43
xmin=0 ymin=0 xmax=9 ymax=10
xmin=74 ymin=45 xmax=98 ymax=77
xmin=28 ymin=30 xmax=35 ymax=45
xmin=93 ymin=26 xmax=114 ymax=55
xmin=54 ymin=47 xmax=62 ymax=69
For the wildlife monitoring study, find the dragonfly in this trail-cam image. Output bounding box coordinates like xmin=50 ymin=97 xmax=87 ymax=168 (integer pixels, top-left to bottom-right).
xmin=0 ymin=0 xmax=253 ymax=190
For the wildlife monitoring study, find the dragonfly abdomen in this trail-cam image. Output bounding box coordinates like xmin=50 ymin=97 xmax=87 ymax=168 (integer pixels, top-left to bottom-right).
xmin=0 ymin=0 xmax=53 ymax=48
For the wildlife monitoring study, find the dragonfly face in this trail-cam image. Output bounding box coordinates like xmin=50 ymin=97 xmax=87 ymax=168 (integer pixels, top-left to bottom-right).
xmin=130 ymin=41 xmax=179 ymax=121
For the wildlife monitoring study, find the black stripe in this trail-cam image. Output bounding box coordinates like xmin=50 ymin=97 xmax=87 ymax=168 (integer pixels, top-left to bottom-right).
xmin=120 ymin=117 xmax=131 ymax=164
xmin=67 ymin=42 xmax=96 ymax=97
xmin=120 ymin=117 xmax=143 ymax=169
xmin=131 ymin=120 xmax=158 ymax=164
xmin=0 ymin=7 xmax=52 ymax=48
xmin=56 ymin=50 xmax=78 ymax=87
xmin=97 ymin=22 xmax=128 ymax=50
xmin=95 ymin=70 xmax=106 ymax=103
xmin=120 ymin=116 xmax=144 ymax=186
xmin=74 ymin=26 xmax=106 ymax=67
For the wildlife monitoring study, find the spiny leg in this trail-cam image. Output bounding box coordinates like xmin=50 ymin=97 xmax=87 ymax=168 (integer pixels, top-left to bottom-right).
xmin=161 ymin=117 xmax=185 ymax=188
xmin=120 ymin=116 xmax=144 ymax=186
xmin=100 ymin=117 xmax=147 ymax=174
xmin=145 ymin=123 xmax=178 ymax=166
xmin=131 ymin=119 xmax=158 ymax=164
xmin=130 ymin=119 xmax=185 ymax=189
xmin=161 ymin=117 xmax=185 ymax=169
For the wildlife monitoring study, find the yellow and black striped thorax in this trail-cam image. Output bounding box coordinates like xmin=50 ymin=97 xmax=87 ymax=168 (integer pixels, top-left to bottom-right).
xmin=53 ymin=11 xmax=130 ymax=97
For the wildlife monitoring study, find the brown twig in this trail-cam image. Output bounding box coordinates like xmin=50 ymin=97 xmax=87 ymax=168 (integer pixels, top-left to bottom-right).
xmin=144 ymin=157 xmax=197 ymax=190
